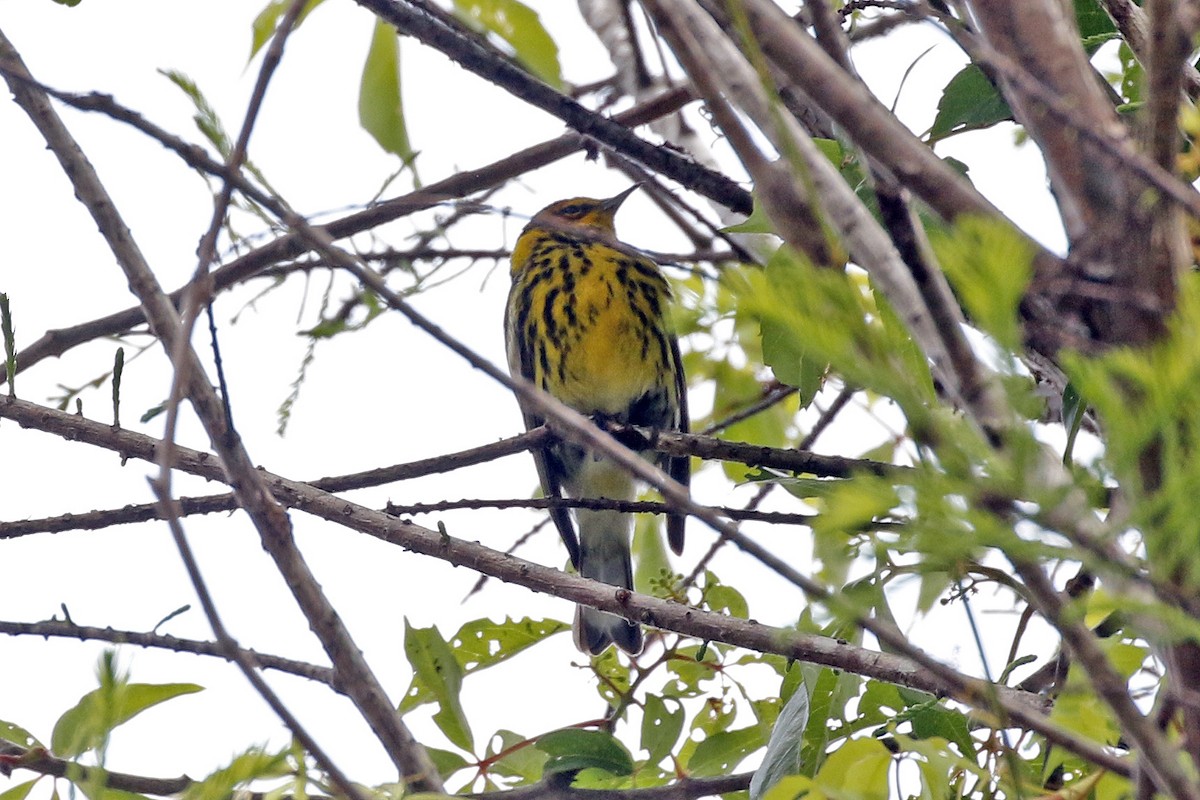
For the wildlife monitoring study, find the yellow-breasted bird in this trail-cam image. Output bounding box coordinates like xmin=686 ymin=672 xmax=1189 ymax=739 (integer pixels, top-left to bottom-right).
xmin=504 ymin=186 xmax=689 ymax=655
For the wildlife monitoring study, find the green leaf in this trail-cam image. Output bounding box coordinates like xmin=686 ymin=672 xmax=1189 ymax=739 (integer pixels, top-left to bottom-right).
xmin=705 ymin=582 xmax=749 ymax=619
xmin=159 ymin=70 xmax=232 ymax=159
xmin=1074 ymin=0 xmax=1117 ymax=39
xmin=666 ymin=641 xmax=720 ymax=697
xmin=800 ymin=665 xmax=862 ymax=776
xmin=0 ymin=781 xmax=38 ymax=800
xmin=929 ymin=65 xmax=1012 ymax=141
xmin=761 ymin=309 xmax=825 ymax=397
xmin=904 ymin=702 xmax=975 ymax=758
xmin=400 ymin=617 xmax=565 ymax=714
xmin=734 ymin=250 xmax=927 ymax=415
xmin=632 ymin=512 xmax=671 ymax=594
xmin=249 ymin=0 xmax=326 ymax=61
xmin=423 ymin=746 xmax=472 ymax=781
xmin=810 ymin=477 xmax=898 ymax=538
xmin=1117 ymin=42 xmax=1143 ymax=104
xmin=74 ymin=780 xmax=150 ymax=800
xmin=1094 ymin=771 xmax=1134 ymax=800
xmin=52 ymin=680 xmax=203 ymax=758
xmin=931 ymin=216 xmax=1034 ymax=351
xmin=1061 ymin=382 xmax=1086 ymax=465
xmin=450 ymin=617 xmax=566 ymax=674
xmin=403 ymin=620 xmax=473 ymax=752
xmin=0 ymin=719 xmax=41 ymax=749
xmin=360 ymin=19 xmax=415 ymax=160
xmin=721 ymin=198 xmax=776 ymax=234
xmin=857 ymin=680 xmax=905 ymax=728
xmin=536 ymin=729 xmax=633 ymax=776
xmin=641 ymin=695 xmax=684 ymax=764
xmin=688 ymin=726 xmax=764 ymax=777
xmin=750 ymin=681 xmax=810 ymax=800
xmin=452 ymin=0 xmax=562 ymax=89
xmin=487 ymin=730 xmax=547 ymax=781
xmin=813 ymin=738 xmax=891 ymax=800
xmin=813 ymin=138 xmax=843 ymax=166
xmin=182 ymin=747 xmax=290 ymax=800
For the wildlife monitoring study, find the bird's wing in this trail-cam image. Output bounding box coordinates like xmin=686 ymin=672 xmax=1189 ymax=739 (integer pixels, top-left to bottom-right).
xmin=504 ymin=293 xmax=581 ymax=567
xmin=666 ymin=334 xmax=690 ymax=555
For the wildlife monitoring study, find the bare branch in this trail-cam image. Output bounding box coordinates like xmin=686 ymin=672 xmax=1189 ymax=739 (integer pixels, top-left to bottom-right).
xmin=0 ymin=394 xmax=1139 ymax=775
xmin=0 ymin=28 xmax=441 ymax=792
xmin=4 ymin=86 xmax=694 ymax=383
xmin=354 ymin=0 xmax=752 ymax=215
xmin=0 ymin=619 xmax=337 ymax=686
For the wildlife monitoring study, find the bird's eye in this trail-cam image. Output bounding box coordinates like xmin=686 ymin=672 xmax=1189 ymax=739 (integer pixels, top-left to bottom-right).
xmin=560 ymin=203 xmax=586 ymax=217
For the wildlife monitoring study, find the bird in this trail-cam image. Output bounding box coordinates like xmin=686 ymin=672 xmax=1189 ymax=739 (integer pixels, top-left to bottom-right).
xmin=504 ymin=186 xmax=690 ymax=655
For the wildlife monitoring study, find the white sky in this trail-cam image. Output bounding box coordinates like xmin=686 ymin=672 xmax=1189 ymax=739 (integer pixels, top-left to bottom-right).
xmin=0 ymin=1 xmax=1066 ymax=795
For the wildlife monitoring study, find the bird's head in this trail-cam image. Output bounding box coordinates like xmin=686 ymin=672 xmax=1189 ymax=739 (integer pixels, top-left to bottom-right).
xmin=529 ymin=185 xmax=640 ymax=234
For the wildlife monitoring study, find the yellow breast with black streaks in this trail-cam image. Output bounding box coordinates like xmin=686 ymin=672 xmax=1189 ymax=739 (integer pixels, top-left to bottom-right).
xmin=507 ymin=227 xmax=675 ymax=419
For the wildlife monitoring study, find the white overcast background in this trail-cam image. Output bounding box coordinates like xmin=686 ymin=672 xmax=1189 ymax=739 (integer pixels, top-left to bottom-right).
xmin=1 ymin=1 xmax=1066 ymax=795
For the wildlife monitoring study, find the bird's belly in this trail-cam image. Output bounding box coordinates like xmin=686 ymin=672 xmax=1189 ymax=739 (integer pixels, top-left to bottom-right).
xmin=558 ymin=302 xmax=660 ymax=415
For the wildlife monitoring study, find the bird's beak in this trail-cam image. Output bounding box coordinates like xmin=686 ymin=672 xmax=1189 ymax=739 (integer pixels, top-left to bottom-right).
xmin=600 ymin=184 xmax=640 ymax=213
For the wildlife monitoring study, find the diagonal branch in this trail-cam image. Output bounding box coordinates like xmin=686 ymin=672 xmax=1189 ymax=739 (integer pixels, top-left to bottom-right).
xmin=2 ymin=86 xmax=693 ymax=384
xmin=0 ymin=394 xmax=1139 ymax=777
xmin=353 ymin=0 xmax=751 ymax=215
xmin=0 ymin=27 xmax=441 ymax=793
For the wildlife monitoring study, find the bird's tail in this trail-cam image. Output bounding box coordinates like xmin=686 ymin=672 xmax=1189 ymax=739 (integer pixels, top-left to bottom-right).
xmin=573 ymin=507 xmax=642 ymax=655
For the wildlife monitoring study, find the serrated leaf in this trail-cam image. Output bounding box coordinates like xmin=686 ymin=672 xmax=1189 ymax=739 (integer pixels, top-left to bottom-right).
xmin=536 ymin=729 xmax=633 ymax=776
xmin=452 ymin=0 xmax=561 ymax=88
xmin=403 ymin=621 xmax=473 ymax=752
xmin=360 ymin=19 xmax=414 ymax=160
xmin=641 ymin=695 xmax=684 ymax=764
xmin=736 ymin=247 xmax=925 ymax=413
xmin=52 ymin=682 xmax=202 ymax=758
xmin=929 ymin=65 xmax=1012 ymax=141
xmin=750 ymin=680 xmax=810 ymax=800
